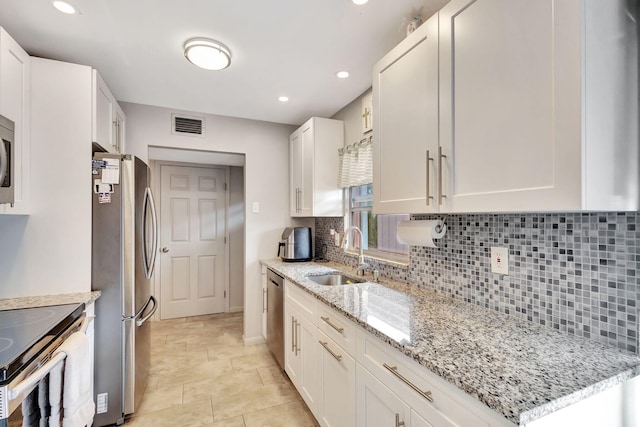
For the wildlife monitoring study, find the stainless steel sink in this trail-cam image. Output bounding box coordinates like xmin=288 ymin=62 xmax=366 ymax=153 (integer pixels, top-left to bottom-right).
xmin=307 ymin=273 xmax=363 ymax=286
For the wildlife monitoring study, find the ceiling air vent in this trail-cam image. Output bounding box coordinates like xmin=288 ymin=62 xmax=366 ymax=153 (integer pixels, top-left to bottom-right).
xmin=172 ymin=114 xmax=205 ymax=137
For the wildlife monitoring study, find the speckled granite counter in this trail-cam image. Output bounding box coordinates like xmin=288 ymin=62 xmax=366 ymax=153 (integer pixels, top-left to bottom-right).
xmin=0 ymin=291 xmax=101 ymax=310
xmin=261 ymin=259 xmax=640 ymax=425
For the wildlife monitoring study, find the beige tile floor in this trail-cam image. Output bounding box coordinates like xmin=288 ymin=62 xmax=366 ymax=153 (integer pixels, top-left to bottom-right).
xmin=124 ymin=312 xmax=319 ymax=427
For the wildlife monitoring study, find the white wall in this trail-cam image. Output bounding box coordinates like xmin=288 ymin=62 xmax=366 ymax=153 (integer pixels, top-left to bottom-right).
xmin=332 ymin=88 xmax=372 ymax=146
xmin=0 ymin=58 xmax=92 ymax=298
xmin=121 ymin=102 xmax=294 ymax=343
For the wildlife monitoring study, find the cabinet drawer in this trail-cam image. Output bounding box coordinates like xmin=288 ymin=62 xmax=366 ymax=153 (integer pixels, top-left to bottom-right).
xmin=318 ymin=304 xmax=356 ymax=356
xmin=358 ymin=333 xmax=506 ymax=427
xmin=285 ymin=280 xmax=317 ymax=325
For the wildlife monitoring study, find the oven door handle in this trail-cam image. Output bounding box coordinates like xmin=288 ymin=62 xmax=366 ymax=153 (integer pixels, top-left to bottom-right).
xmin=7 ymin=352 xmax=66 ymax=400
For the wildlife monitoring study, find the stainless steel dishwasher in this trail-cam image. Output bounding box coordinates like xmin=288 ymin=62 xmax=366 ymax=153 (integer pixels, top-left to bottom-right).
xmin=266 ymin=268 xmax=284 ymax=369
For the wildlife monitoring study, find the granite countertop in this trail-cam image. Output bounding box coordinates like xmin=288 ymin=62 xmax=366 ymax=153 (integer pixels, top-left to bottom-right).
xmin=261 ymin=258 xmax=640 ymax=425
xmin=0 ymin=291 xmax=101 ymax=310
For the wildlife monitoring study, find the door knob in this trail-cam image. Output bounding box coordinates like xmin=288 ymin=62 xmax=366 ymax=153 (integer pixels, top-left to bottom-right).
xmin=161 ymin=247 xmax=169 ymax=253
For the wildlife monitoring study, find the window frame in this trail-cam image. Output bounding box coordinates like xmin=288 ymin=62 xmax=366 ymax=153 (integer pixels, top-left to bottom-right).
xmin=345 ymin=184 xmax=410 ymax=265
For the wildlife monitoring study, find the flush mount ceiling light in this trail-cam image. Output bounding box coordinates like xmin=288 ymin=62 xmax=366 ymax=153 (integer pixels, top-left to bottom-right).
xmin=336 ymin=71 xmax=350 ymax=79
xmin=184 ymin=38 xmax=231 ymax=71
xmin=278 ymin=96 xmax=289 ymax=102
xmin=352 ymin=0 xmax=369 ymax=5
xmin=52 ymin=0 xmax=78 ymax=14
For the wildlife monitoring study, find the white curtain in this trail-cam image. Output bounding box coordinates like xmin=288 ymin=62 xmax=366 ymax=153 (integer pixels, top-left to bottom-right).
xmin=337 ymin=137 xmax=373 ymax=188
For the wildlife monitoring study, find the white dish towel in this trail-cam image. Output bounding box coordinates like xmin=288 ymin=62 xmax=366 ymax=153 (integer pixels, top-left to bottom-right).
xmin=53 ymin=331 xmax=95 ymax=427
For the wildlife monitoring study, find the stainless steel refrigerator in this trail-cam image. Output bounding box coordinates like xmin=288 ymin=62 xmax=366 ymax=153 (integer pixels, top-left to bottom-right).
xmin=91 ymin=153 xmax=158 ymax=426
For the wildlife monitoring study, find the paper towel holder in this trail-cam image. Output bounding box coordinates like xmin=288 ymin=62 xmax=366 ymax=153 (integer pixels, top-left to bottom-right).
xmin=435 ymin=215 xmax=448 ymax=234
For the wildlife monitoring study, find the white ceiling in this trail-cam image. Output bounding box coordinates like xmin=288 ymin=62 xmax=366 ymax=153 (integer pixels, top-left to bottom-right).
xmin=0 ymin=0 xmax=448 ymax=126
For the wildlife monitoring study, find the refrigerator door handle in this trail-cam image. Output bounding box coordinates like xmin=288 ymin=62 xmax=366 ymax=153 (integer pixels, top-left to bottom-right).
xmin=143 ymin=187 xmax=159 ymax=279
xmin=135 ymin=295 xmax=158 ymax=327
xmin=0 ymin=138 xmax=7 ymax=185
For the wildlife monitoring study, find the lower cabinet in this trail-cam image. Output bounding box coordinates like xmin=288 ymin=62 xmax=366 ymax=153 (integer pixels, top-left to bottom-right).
xmin=283 ymin=281 xmax=514 ymax=427
xmin=318 ymin=331 xmax=356 ymax=427
xmin=356 ymin=363 xmax=411 ymax=427
xmin=284 ymin=299 xmax=321 ymax=415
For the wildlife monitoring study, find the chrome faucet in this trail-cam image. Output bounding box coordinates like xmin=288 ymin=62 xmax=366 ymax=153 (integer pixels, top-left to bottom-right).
xmin=341 ymin=226 xmax=369 ymax=276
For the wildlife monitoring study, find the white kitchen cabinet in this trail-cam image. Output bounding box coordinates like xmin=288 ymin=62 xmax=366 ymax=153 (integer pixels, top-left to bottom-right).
xmin=289 ymin=117 xmax=343 ymax=217
xmin=92 ymin=70 xmax=125 ymax=153
xmin=357 ymin=332 xmax=514 ymax=427
xmin=0 ymin=27 xmax=30 ymax=215
xmin=357 ymin=363 xmax=412 ymax=427
xmin=318 ymin=331 xmax=356 ymax=427
xmin=284 ymin=280 xmax=321 ymax=415
xmin=374 ymin=0 xmax=638 ymax=214
xmin=439 ymin=0 xmax=638 ymax=212
xmin=261 ymin=265 xmax=267 ymax=340
xmin=372 ymin=14 xmax=439 ymax=215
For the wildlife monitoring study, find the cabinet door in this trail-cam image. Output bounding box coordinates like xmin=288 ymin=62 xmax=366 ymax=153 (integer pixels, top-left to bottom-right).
xmin=92 ymin=70 xmax=117 ymax=153
xmin=0 ymin=28 xmax=30 ymax=214
xmin=411 ymin=410 xmax=436 ymax=427
xmin=284 ymin=306 xmax=320 ymax=415
xmin=289 ymin=130 xmax=302 ymax=216
xmin=319 ymin=332 xmax=355 ymax=427
xmin=372 ymin=14 xmax=439 ymax=215
xmin=357 ymin=364 xmax=410 ymax=427
xmin=439 ymin=0 xmax=582 ymax=212
xmin=297 ymin=311 xmax=321 ymax=414
xmin=284 ymin=306 xmax=302 ymax=385
xmin=113 ymin=102 xmax=125 ymax=153
xmin=261 ymin=266 xmax=267 ymax=340
xmin=298 ymin=121 xmax=314 ymax=217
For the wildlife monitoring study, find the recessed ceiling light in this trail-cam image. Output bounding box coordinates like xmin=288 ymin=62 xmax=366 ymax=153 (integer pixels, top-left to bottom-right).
xmin=336 ymin=71 xmax=350 ymax=79
xmin=278 ymin=96 xmax=289 ymax=102
xmin=52 ymin=0 xmax=78 ymax=14
xmin=352 ymin=0 xmax=369 ymax=5
xmin=184 ymin=38 xmax=232 ymax=71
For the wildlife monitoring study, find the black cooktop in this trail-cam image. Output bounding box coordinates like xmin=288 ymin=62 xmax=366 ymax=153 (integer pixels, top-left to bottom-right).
xmin=0 ymin=303 xmax=85 ymax=384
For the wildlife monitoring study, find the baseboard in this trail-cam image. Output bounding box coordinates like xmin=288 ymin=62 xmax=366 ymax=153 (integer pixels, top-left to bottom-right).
xmin=244 ymin=335 xmax=265 ymax=346
xmin=229 ymin=306 xmax=243 ymax=313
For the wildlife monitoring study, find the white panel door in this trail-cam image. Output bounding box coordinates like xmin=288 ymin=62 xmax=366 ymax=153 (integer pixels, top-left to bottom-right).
xmin=319 ymin=331 xmax=355 ymax=427
xmin=160 ymin=165 xmax=227 ymax=319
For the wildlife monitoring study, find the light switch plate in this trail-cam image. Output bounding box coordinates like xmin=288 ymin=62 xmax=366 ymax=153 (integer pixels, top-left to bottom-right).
xmin=252 ymin=202 xmax=260 ymax=213
xmin=490 ymin=247 xmax=509 ymax=275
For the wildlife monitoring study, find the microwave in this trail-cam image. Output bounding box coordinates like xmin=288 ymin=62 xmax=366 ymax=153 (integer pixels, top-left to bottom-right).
xmin=0 ymin=115 xmax=14 ymax=206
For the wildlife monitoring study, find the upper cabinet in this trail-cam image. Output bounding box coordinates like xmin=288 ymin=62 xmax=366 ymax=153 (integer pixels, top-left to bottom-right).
xmin=290 ymin=117 xmax=344 ymax=217
xmin=92 ymin=70 xmax=125 ymax=153
xmin=0 ymin=27 xmax=31 ymax=215
xmin=372 ymin=14 xmax=439 ymax=215
xmin=374 ymin=0 xmax=639 ymax=214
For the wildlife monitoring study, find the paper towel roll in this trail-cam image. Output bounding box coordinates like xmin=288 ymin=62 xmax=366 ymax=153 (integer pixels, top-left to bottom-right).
xmin=396 ymin=220 xmax=446 ymax=248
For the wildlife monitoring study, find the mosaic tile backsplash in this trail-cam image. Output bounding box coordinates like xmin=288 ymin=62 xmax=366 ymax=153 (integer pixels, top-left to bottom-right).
xmin=315 ymin=213 xmax=640 ymax=355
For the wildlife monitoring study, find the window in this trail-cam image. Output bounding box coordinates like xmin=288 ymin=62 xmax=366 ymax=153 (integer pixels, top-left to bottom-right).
xmin=349 ymin=183 xmax=409 ymax=259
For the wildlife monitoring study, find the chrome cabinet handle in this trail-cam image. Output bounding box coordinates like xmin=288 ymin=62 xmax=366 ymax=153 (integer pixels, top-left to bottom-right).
xmin=319 ymin=340 xmax=342 ymax=362
xmin=426 ymin=150 xmax=434 ymax=205
xmin=438 ymin=146 xmax=447 ymax=206
xmin=395 ymin=414 xmax=405 ymax=427
xmin=295 ymin=320 xmax=301 ymax=355
xmin=320 ymin=316 xmax=344 ymax=333
xmin=263 ymin=288 xmax=267 ymax=313
xmin=383 ymin=363 xmax=433 ymax=403
xmin=291 ymin=318 xmax=297 ymax=352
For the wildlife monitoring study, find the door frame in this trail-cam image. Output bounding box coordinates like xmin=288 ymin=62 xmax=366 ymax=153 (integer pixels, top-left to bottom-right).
xmin=152 ymin=160 xmax=231 ymax=318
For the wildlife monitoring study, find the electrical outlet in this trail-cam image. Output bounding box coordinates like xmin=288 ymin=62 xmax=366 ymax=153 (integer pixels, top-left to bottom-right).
xmin=252 ymin=202 xmax=260 ymax=213
xmin=491 ymin=247 xmax=509 ymax=275
xmin=334 ymin=232 xmax=341 ymax=247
